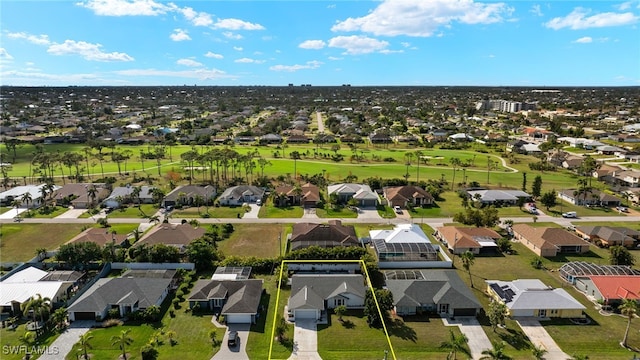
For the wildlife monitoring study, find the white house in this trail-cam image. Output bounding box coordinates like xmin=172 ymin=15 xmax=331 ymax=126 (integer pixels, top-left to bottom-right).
xmin=0 ymin=184 xmax=55 ymax=208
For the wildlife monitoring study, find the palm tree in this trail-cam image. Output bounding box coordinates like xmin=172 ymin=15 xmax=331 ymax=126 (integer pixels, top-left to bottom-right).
xmin=131 ymin=186 xmax=142 ymax=208
xmin=450 ymin=157 xmax=461 ymax=190
xmin=21 ymin=191 xmax=33 ymax=211
xmin=35 ymin=247 xmax=47 ymax=261
xmin=78 ymin=332 xmax=93 ymax=359
xmin=531 ymin=344 xmax=547 ymax=360
xmin=87 ymin=186 xmax=98 ymax=208
xmin=334 ymin=305 xmax=347 ymax=322
xmin=290 ymin=151 xmax=301 ymax=181
xmin=21 ymin=293 xmax=51 ymax=325
xmin=480 ymin=341 xmax=511 ymax=360
xmin=111 ymin=328 xmax=134 ymax=360
xmin=11 ymin=198 xmax=22 ymax=217
xmin=460 ymin=250 xmax=476 ymax=288
xmin=19 ymin=331 xmax=36 ymax=359
xmin=440 ymin=329 xmax=471 ymax=360
xmin=50 ymin=307 xmax=68 ymax=331
xmin=415 ymin=150 xmax=423 ymax=182
xmin=208 ymin=329 xmax=218 ymax=347
xmin=620 ymin=298 xmax=638 ymax=347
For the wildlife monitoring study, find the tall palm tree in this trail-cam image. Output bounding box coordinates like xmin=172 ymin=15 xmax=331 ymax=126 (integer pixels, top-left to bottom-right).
xmin=111 ymin=328 xmax=134 ymax=360
xmin=450 ymin=157 xmax=461 ymax=190
xmin=460 ymin=250 xmax=476 ymax=288
xmin=78 ymin=332 xmax=94 ymax=359
xmin=440 ymin=329 xmax=471 ymax=360
xmin=480 ymin=341 xmax=511 ymax=360
xmin=50 ymin=307 xmax=68 ymax=331
xmin=21 ymin=191 xmax=33 ymax=210
xmin=21 ymin=294 xmax=51 ymax=325
xmin=87 ymin=186 xmax=98 ymax=208
xmin=620 ymin=298 xmax=638 ymax=347
xmin=415 ymin=150 xmax=423 ymax=183
xmin=11 ymin=199 xmax=22 ymax=217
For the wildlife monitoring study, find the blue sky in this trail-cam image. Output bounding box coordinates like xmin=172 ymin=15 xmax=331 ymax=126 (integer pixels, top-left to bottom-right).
xmin=1 ymin=0 xmax=639 ymax=86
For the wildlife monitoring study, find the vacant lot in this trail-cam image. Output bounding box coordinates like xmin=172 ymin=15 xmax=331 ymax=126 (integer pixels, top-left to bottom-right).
xmin=0 ymin=223 xmax=88 ymax=262
xmin=218 ymin=224 xmax=287 ymax=258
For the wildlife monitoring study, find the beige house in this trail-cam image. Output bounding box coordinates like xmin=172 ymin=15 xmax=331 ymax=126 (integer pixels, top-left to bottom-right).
xmin=512 ymin=224 xmax=590 ymax=257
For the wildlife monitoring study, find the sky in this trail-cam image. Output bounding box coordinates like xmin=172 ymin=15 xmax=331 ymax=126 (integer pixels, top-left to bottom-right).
xmin=1 ymin=0 xmax=639 ymax=87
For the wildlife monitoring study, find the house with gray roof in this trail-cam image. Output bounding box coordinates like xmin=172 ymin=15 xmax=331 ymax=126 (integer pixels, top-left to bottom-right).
xmin=486 ymin=279 xmax=585 ymax=318
xmin=385 ymin=270 xmax=481 ymax=317
xmin=103 ymin=185 xmax=156 ymax=208
xmin=217 ymin=185 xmax=265 ymax=206
xmin=327 ymin=183 xmax=379 ymax=207
xmin=287 ymin=274 xmax=366 ymax=321
xmin=289 ymin=220 xmax=359 ymax=251
xmin=466 ymin=189 xmax=531 ymax=206
xmin=67 ymin=277 xmax=172 ymax=321
xmin=188 ymin=279 xmax=263 ymax=324
xmin=162 ymin=185 xmax=216 ymax=208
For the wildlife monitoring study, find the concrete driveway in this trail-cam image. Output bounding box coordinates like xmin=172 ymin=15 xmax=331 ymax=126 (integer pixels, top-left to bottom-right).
xmin=442 ymin=316 xmax=492 ymax=360
xmin=0 ymin=208 xmax=27 ymax=219
xmin=39 ymin=321 xmax=94 ymax=360
xmin=242 ymin=204 xmax=260 ymax=219
xmin=289 ymin=319 xmax=321 ymax=360
xmin=55 ymin=208 xmax=87 ymax=219
xmin=517 ymin=318 xmax=570 ymax=360
xmin=211 ymin=324 xmax=250 ymax=360
xmin=357 ymin=207 xmax=382 ymax=220
xmin=302 ymin=208 xmax=319 ymax=219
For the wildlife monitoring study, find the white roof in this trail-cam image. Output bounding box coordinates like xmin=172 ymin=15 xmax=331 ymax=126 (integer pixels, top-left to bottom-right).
xmin=487 ymin=279 xmax=585 ymax=311
xmin=0 ymin=281 xmax=67 ymax=306
xmin=0 ymin=184 xmax=55 ymax=201
xmin=211 ymin=274 xmax=239 ymax=280
xmin=369 ymin=224 xmax=430 ymax=243
xmin=3 ymin=267 xmax=48 ymax=283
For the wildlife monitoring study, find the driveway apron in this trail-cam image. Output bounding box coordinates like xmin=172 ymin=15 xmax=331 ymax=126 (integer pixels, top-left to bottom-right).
xmin=39 ymin=321 xmax=93 ymax=360
xmin=517 ymin=318 xmax=570 ymax=360
xmin=289 ymin=319 xmax=321 ymax=360
xmin=211 ymin=324 xmax=250 ymax=360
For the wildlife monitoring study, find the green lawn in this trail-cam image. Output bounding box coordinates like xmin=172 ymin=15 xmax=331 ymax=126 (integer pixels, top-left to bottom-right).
xmin=107 ymin=204 xmax=158 ymax=218
xmin=66 ymin=324 xmax=158 ymax=360
xmin=218 ymin=224 xmax=286 ymax=258
xmin=259 ymin=205 xmax=303 ymax=219
xmin=316 ymin=207 xmax=359 ymax=218
xmin=172 ymin=205 xmax=246 ymax=219
xmin=0 ymin=320 xmax=61 ymax=360
xmin=0 ymin=223 xmax=88 ymax=262
xmin=377 ymin=206 xmax=398 ymax=219
xmin=21 ymin=206 xmax=69 ymax=218
xmin=247 ymin=275 xmax=293 ymax=360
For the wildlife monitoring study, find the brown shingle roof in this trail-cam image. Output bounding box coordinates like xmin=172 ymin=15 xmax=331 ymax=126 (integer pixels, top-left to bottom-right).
xmin=437 ymin=226 xmax=501 ymax=250
xmin=137 ymin=223 xmax=205 ymax=247
xmin=383 ymin=186 xmax=433 ymax=202
xmin=512 ymin=224 xmax=588 ymax=249
xmin=67 ymin=227 xmax=129 ymax=247
xmin=290 ymin=220 xmax=358 ymax=251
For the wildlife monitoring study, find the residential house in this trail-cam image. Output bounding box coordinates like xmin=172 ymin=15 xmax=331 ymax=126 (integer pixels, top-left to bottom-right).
xmin=562 ymin=157 xmax=584 ymax=170
xmin=574 ymin=226 xmax=640 ymax=248
xmin=434 ymin=226 xmax=501 ymax=255
xmin=522 ymin=127 xmax=554 ymax=141
xmin=486 ymin=279 xmax=585 ymax=318
xmin=466 ymin=189 xmax=531 ymax=206
xmin=52 ymin=183 xmax=110 ymax=209
xmin=68 ymin=277 xmax=172 ymax=321
xmin=369 ymin=132 xmax=392 ymax=144
xmin=382 ymin=185 xmax=434 ymax=208
xmin=506 ymin=140 xmax=529 ymax=153
xmin=67 ymin=227 xmax=131 ymax=247
xmin=188 ymin=279 xmax=263 ymax=324
xmin=0 ymin=184 xmax=55 ymax=207
xmin=1 ymin=266 xmax=73 ymax=315
xmin=287 ymin=274 xmax=366 ymax=321
xmin=512 ymin=224 xmax=590 ymax=257
xmin=289 ymin=220 xmax=359 ymax=251
xmin=593 ymin=164 xmax=624 ymax=181
xmin=162 ymin=185 xmax=216 ymax=208
xmin=385 ymin=270 xmax=481 ymax=317
xmin=273 ymin=183 xmax=321 ymax=208
xmin=217 ymin=185 xmax=265 ymax=206
xmin=558 ymin=189 xmax=621 ymax=207
xmin=103 ymin=185 xmax=156 ymax=208
xmin=135 ymin=223 xmax=205 ymax=252
xmin=327 ymin=183 xmax=379 ymax=207
xmin=596 ymin=145 xmax=626 ymax=155
xmin=610 ymin=170 xmax=640 ymax=188
xmin=260 ymin=133 xmax=282 ymax=144
xmin=369 ymin=224 xmax=446 ymax=268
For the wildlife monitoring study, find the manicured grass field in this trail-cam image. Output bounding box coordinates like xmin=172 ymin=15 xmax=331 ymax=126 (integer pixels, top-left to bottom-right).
xmin=258 ymin=199 xmax=304 ymax=218
xmin=107 ymin=204 xmax=158 ymax=218
xmin=171 ymin=205 xmax=245 ymax=219
xmin=0 ymin=223 xmax=88 ymax=261
xmin=315 ymin=207 xmax=359 ymax=218
xmin=66 ymin=324 xmax=158 ymax=360
xmin=218 ymin=224 xmax=287 ymax=258
xmin=22 ymin=206 xmax=69 ymax=218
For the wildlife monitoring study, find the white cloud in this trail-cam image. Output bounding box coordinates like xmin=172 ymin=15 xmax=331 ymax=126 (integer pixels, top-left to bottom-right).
xmin=545 ymin=7 xmax=639 ymax=30
xmin=530 ymin=4 xmax=543 ymax=16
xmin=6 ymin=32 xmax=51 ymax=45
xmin=616 ymin=1 xmax=634 ymax=11
xmin=233 ymin=46 xmax=243 ymax=51
xmin=234 ymin=57 xmax=265 ymax=64
xmin=1 ymin=70 xmax=101 ymax=82
xmin=114 ymin=68 xmax=229 ymax=80
xmin=76 ymin=0 xmax=172 ymax=16
xmin=299 ymin=40 xmax=326 ymax=49
xmin=223 ymin=32 xmax=243 ymax=40
xmin=269 ymin=60 xmax=322 ymax=72
xmin=213 ymin=18 xmax=265 ymax=30
xmin=170 ymin=29 xmax=191 ymax=42
xmin=400 ymin=42 xmax=411 ymax=48
xmin=180 ymin=6 xmax=214 ymax=27
xmin=177 ymin=58 xmax=203 ymax=67
xmin=328 ymin=35 xmax=389 ymax=55
xmin=573 ymin=36 xmax=593 ymax=43
xmin=0 ymin=48 xmax=14 ymax=60
xmin=328 ymin=56 xmax=343 ymax=61
xmin=47 ymin=40 xmax=134 ymax=62
xmin=331 ymin=0 xmax=513 ymax=37
xmin=204 ymin=51 xmax=223 ymax=59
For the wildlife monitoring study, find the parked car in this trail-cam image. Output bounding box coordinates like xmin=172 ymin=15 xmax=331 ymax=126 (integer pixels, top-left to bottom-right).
xmin=562 ymin=211 xmax=577 ymax=218
xmin=228 ymin=330 xmax=238 ymax=347
xmin=394 ymin=206 xmax=402 ymax=214
xmin=616 ymin=206 xmax=629 ymax=213
xmin=256 ymin=199 xmax=262 ymax=206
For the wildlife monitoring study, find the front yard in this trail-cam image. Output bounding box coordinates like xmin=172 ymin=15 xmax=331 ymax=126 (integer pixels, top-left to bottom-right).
xmin=218 ymin=224 xmax=288 ymax=258
xmin=0 ymin=319 xmax=60 ymax=360
xmin=0 ymin=223 xmax=88 ymax=262
xmin=172 ymin=205 xmax=247 ymax=219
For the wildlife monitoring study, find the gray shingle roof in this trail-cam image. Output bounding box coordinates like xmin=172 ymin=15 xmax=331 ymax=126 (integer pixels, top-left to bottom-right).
xmin=289 ymin=274 xmax=366 ymax=311
xmin=188 ymin=279 xmax=263 ymax=315
xmin=68 ymin=277 xmax=171 ymax=313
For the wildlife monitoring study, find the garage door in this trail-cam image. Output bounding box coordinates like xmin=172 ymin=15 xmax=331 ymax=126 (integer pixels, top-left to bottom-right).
xmin=225 ymin=314 xmax=252 ymax=324
xmin=294 ymin=309 xmax=317 ymax=320
xmin=72 ymin=312 xmax=96 ymax=321
xmin=453 ymin=308 xmax=477 ymax=317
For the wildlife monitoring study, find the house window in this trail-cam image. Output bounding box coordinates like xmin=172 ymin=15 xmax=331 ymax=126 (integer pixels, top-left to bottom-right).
xmin=550 ymin=309 xmax=558 ymax=316
xmin=334 ymin=298 xmax=345 ymax=307
xmin=213 ymin=298 xmax=224 ymax=307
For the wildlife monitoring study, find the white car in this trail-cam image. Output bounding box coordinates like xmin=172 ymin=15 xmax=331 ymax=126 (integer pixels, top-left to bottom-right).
xmin=394 ymin=206 xmax=403 ymax=214
xmin=562 ymin=211 xmax=577 ymax=218
xmin=256 ymin=199 xmax=262 ymax=206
